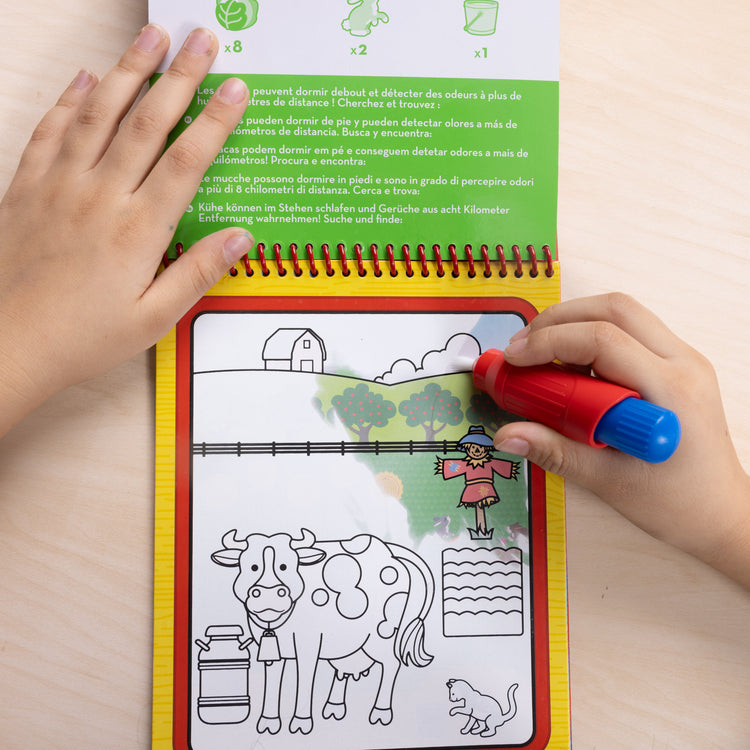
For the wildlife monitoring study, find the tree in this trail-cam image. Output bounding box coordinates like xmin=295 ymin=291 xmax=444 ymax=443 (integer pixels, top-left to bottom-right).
xmin=331 ymin=383 xmax=396 ymax=441
xmin=466 ymin=392 xmax=516 ymax=434
xmin=399 ymin=383 xmax=463 ymax=441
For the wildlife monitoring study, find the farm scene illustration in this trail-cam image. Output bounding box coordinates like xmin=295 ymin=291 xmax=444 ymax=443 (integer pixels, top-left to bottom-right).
xmin=313 ymin=369 xmax=526 ymax=544
xmin=187 ymin=309 xmax=540 ymax=749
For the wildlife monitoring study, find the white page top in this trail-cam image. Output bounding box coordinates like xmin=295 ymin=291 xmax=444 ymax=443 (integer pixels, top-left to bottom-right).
xmin=150 ymin=0 xmax=559 ymax=81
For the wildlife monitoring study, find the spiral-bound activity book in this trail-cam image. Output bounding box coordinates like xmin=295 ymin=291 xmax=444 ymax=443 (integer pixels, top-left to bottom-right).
xmin=150 ymin=1 xmax=568 ymax=748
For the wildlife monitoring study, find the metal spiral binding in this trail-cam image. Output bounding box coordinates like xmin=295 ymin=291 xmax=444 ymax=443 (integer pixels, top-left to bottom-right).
xmin=163 ymin=242 xmax=554 ymax=278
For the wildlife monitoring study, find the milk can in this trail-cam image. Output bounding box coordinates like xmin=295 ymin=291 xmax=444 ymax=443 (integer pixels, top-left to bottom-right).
xmin=195 ymin=625 xmax=253 ymax=724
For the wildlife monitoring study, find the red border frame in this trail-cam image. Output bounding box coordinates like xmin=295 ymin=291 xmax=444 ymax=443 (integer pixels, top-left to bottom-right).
xmin=172 ymin=295 xmax=551 ymax=749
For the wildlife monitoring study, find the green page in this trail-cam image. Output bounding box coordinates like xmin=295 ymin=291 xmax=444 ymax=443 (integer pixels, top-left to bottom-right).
xmin=153 ymin=0 xmax=559 ymax=260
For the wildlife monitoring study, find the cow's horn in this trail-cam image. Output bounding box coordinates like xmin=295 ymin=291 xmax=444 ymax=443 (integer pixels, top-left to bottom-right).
xmin=221 ymin=529 xmax=248 ymax=550
xmin=290 ymin=528 xmax=316 ymax=549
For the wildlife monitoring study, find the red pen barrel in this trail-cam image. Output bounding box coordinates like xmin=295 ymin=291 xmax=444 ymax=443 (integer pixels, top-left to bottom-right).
xmin=472 ymin=349 xmax=640 ymax=447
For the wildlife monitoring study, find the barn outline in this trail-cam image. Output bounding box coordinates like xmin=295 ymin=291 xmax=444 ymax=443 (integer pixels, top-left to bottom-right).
xmin=262 ymin=328 xmax=327 ymax=373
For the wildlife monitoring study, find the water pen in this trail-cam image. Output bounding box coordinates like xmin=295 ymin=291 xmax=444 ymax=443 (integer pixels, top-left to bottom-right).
xmin=458 ymin=349 xmax=681 ymax=463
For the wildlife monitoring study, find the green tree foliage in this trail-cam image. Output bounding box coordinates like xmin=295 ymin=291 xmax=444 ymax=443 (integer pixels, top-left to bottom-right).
xmin=399 ymin=382 xmax=463 ymax=441
xmin=466 ymin=391 xmax=516 ymax=434
xmin=331 ymin=383 xmax=396 ymax=441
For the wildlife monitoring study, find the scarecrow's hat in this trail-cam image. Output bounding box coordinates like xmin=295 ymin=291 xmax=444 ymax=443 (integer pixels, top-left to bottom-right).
xmin=457 ymin=425 xmax=493 ymax=447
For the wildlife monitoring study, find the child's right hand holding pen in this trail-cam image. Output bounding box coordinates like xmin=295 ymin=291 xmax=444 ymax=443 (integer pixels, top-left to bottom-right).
xmin=492 ymin=293 xmax=750 ymax=588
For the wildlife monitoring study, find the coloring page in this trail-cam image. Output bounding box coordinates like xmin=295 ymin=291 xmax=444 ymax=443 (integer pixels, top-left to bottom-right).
xmin=180 ymin=299 xmax=551 ymax=749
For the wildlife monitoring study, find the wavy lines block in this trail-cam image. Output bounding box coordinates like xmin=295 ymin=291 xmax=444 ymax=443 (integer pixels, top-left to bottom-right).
xmin=441 ymin=547 xmax=524 ymax=636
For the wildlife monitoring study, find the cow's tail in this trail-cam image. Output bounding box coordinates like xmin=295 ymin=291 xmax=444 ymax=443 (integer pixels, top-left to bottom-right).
xmin=387 ymin=543 xmax=435 ymax=668
xmin=397 ymin=614 xmax=432 ymax=668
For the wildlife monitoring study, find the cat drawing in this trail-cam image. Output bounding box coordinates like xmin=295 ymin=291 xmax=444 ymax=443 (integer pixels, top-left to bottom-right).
xmin=446 ymin=678 xmax=519 ymax=737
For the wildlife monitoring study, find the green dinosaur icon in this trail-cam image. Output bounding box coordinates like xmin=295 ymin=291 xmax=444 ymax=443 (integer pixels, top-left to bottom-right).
xmin=342 ymin=0 xmax=389 ymax=37
xmin=216 ymin=0 xmax=259 ymax=31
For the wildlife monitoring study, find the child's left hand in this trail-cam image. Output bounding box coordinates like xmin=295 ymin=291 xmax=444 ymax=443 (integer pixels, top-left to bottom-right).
xmin=0 ymin=25 xmax=252 ymax=437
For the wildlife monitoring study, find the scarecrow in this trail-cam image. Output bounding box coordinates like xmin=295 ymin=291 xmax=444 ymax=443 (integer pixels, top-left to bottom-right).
xmin=436 ymin=426 xmax=520 ymax=540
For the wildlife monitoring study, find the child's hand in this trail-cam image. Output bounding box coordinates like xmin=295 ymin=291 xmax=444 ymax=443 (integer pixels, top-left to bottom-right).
xmin=494 ymin=293 xmax=750 ymax=586
xmin=0 ymin=26 xmax=251 ymax=436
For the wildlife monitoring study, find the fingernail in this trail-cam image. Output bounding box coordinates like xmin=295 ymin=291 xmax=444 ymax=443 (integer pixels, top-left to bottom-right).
xmin=135 ymin=24 xmax=165 ymax=53
xmin=495 ymin=438 xmax=530 ymax=457
xmin=217 ymin=78 xmax=249 ymax=104
xmin=185 ymin=28 xmax=213 ymax=56
xmin=71 ymin=69 xmax=93 ymax=89
xmin=510 ymin=325 xmax=530 ymax=343
xmin=504 ymin=336 xmax=528 ymax=356
xmin=223 ymin=232 xmax=253 ymax=264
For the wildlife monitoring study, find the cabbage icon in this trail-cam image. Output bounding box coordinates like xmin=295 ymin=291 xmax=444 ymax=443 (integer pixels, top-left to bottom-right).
xmin=216 ymin=0 xmax=258 ymax=31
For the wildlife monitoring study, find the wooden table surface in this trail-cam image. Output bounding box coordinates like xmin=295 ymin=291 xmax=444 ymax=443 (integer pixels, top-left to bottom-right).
xmin=1 ymin=1 xmax=748 ymax=748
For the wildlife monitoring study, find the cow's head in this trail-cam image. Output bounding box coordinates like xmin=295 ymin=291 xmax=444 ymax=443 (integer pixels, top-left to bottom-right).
xmin=212 ymin=529 xmax=325 ymax=623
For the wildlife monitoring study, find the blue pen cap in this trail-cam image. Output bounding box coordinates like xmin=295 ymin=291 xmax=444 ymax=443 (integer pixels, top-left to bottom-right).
xmin=593 ymin=397 xmax=681 ymax=463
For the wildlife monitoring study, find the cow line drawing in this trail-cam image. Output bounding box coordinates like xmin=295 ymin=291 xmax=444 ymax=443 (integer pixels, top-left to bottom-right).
xmin=211 ymin=528 xmax=435 ymax=735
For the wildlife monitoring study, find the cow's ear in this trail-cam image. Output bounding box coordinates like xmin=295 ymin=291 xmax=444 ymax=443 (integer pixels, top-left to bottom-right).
xmin=297 ymin=547 xmax=326 ymax=566
xmin=211 ymin=549 xmax=242 ymax=567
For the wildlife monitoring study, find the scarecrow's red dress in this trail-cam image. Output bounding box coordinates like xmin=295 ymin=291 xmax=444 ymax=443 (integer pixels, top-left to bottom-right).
xmin=440 ymin=456 xmax=518 ymax=508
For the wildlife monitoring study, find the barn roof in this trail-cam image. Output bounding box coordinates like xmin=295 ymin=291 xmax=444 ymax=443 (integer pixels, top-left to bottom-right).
xmin=262 ymin=328 xmax=326 ymax=360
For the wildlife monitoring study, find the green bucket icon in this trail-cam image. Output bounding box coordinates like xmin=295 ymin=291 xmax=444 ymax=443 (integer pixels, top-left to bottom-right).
xmin=463 ymin=0 xmax=499 ymax=36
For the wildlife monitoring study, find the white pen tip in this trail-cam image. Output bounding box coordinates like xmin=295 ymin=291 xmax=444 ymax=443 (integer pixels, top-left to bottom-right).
xmin=450 ymin=355 xmax=477 ymax=373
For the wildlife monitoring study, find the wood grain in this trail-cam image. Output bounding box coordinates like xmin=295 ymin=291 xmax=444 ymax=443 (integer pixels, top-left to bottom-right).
xmin=0 ymin=1 xmax=748 ymax=748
